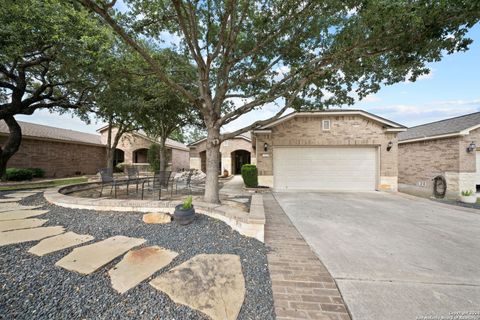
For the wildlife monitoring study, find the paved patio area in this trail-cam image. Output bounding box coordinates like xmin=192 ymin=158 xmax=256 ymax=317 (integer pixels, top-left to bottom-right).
xmin=274 ymin=191 xmax=480 ymax=320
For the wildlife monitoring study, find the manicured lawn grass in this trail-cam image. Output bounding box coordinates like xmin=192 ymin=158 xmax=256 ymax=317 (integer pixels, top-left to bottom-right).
xmin=0 ymin=177 xmax=88 ymax=191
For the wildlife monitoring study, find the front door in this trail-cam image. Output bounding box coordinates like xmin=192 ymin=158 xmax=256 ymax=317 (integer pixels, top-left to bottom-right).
xmin=234 ymin=150 xmax=251 ymax=174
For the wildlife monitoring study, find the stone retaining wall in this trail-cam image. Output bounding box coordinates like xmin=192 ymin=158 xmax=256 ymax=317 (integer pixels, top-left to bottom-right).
xmin=44 ymin=186 xmax=265 ymax=242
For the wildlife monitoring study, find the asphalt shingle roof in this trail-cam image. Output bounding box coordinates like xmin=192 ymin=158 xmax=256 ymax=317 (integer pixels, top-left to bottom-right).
xmin=398 ymin=112 xmax=480 ymax=141
xmin=0 ymin=120 xmax=103 ymax=145
xmin=135 ymin=129 xmax=189 ymax=150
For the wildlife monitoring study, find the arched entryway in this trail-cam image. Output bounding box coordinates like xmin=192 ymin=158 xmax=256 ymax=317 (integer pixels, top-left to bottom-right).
xmin=231 ymin=149 xmax=251 ymax=175
xmin=133 ymin=148 xmax=148 ymax=163
xmin=113 ymin=149 xmax=125 ymax=167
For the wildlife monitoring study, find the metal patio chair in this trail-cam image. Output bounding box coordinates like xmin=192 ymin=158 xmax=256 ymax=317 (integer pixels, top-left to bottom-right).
xmin=99 ymin=168 xmax=118 ymax=198
xmin=175 ymin=169 xmax=195 ymax=195
xmin=125 ymin=166 xmax=141 ymax=195
xmin=141 ymin=171 xmax=172 ymax=200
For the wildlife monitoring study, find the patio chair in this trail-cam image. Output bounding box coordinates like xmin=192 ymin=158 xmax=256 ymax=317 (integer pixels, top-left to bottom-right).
xmin=99 ymin=168 xmax=118 ymax=198
xmin=141 ymin=171 xmax=172 ymax=200
xmin=125 ymin=166 xmax=141 ymax=195
xmin=175 ymin=169 xmax=195 ymax=195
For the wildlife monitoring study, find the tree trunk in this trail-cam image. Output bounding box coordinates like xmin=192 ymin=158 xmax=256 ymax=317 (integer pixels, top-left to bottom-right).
xmin=106 ymin=121 xmax=114 ymax=170
xmin=159 ymin=136 xmax=167 ymax=172
xmin=0 ymin=116 xmax=22 ymax=180
xmin=204 ymin=127 xmax=221 ymax=204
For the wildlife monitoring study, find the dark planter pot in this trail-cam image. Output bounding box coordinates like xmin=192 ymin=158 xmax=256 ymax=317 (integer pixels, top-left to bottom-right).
xmin=173 ymin=204 xmax=196 ymax=225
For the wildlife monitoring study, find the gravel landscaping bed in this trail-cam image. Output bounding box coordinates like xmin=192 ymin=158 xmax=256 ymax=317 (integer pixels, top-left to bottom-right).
xmin=0 ymin=191 xmax=275 ymax=320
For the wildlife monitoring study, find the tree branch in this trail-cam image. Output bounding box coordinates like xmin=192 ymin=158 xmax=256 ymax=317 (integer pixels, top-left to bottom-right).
xmin=77 ymin=0 xmax=197 ymax=105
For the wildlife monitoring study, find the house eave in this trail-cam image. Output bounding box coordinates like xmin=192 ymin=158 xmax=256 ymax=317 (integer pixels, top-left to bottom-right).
xmin=398 ymin=132 xmax=467 ymax=144
xmin=260 ymin=110 xmax=406 ymax=130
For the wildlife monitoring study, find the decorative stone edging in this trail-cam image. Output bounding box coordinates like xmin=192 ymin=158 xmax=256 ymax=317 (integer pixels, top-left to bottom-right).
xmin=44 ymin=186 xmax=265 ymax=242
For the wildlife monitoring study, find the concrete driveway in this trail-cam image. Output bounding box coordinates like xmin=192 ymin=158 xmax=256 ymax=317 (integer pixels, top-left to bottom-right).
xmin=274 ymin=192 xmax=480 ymax=320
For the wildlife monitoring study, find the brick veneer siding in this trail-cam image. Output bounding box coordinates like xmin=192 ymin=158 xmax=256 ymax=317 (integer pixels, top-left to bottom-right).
xmin=189 ymin=137 xmax=256 ymax=173
xmin=101 ymin=129 xmax=190 ymax=172
xmin=0 ymin=136 xmax=106 ymax=178
xmin=254 ymin=115 xmax=399 ymax=190
xmin=398 ymin=128 xmax=480 ymax=197
xmin=171 ymin=148 xmax=190 ymax=171
xmin=398 ymin=137 xmax=461 ymax=186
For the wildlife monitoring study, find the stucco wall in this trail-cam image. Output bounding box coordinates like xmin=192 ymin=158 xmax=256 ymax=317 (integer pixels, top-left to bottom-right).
xmin=1 ymin=136 xmax=106 ymax=178
xmin=254 ymin=115 xmax=399 ymax=190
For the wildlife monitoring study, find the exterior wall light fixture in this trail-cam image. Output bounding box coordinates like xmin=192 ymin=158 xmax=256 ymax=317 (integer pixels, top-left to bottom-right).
xmin=467 ymin=141 xmax=476 ymax=153
xmin=264 ymin=143 xmax=269 ymax=152
xmin=386 ymin=141 xmax=393 ymax=151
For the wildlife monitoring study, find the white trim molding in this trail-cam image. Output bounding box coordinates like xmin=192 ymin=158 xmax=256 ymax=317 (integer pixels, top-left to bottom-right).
xmin=259 ymin=110 xmax=406 ymax=130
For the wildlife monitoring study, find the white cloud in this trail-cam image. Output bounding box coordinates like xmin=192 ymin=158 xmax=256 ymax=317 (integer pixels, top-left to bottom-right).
xmin=362 ymin=98 xmax=480 ymax=126
xmin=361 ymin=94 xmax=381 ymax=103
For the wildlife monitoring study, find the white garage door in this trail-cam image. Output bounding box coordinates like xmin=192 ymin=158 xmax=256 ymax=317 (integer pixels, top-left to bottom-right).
xmin=273 ymin=147 xmax=377 ymax=191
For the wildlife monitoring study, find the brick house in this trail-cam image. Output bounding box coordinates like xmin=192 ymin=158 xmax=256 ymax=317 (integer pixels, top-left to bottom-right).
xmin=0 ymin=121 xmax=106 ymax=178
xmin=251 ymin=110 xmax=406 ymax=191
xmin=398 ymin=112 xmax=480 ymax=199
xmin=188 ymin=133 xmax=256 ymax=175
xmin=97 ymin=126 xmax=190 ymax=172
xmin=0 ymin=121 xmax=189 ymax=178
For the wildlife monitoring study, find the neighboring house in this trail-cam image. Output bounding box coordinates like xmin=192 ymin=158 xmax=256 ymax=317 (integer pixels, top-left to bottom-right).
xmin=398 ymin=112 xmax=480 ymax=199
xmin=0 ymin=121 xmax=189 ymax=178
xmin=189 ymin=133 xmax=256 ymax=175
xmin=0 ymin=121 xmax=106 ymax=178
xmin=97 ymin=126 xmax=190 ymax=172
xmin=252 ymin=110 xmax=406 ymax=191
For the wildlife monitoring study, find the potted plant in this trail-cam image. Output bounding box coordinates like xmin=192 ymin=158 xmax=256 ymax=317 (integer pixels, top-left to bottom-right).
xmin=173 ymin=195 xmax=196 ymax=225
xmin=460 ymin=190 xmax=477 ymax=204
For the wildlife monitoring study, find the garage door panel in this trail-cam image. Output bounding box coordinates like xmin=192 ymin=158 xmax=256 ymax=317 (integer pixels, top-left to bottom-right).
xmin=273 ymin=147 xmax=377 ymax=191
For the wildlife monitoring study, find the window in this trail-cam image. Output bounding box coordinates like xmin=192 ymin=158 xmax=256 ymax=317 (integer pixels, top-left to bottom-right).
xmin=322 ymin=119 xmax=331 ymax=131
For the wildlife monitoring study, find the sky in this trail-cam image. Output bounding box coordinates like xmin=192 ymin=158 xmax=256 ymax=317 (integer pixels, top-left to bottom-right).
xmin=16 ymin=17 xmax=480 ymax=135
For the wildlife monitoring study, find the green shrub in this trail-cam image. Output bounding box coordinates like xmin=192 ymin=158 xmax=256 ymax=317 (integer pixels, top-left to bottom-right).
xmin=461 ymin=190 xmax=475 ymax=196
xmin=182 ymin=195 xmax=193 ymax=210
xmin=147 ymin=144 xmax=160 ymax=172
xmin=27 ymin=167 xmax=45 ymax=178
xmin=241 ymin=164 xmax=258 ymax=188
xmin=6 ymin=168 xmax=33 ymax=181
xmin=114 ymin=162 xmax=126 ymax=173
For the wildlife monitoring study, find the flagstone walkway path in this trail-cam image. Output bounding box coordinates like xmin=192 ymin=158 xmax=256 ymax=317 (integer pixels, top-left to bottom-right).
xmin=0 ymin=190 xmax=248 ymax=320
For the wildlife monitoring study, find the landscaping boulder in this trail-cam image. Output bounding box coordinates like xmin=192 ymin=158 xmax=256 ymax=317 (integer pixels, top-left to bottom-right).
xmin=142 ymin=212 xmax=172 ymax=224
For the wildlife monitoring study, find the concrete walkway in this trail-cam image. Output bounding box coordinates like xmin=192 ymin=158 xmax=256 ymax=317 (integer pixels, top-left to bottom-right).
xmin=274 ymin=191 xmax=480 ymax=320
xmin=220 ymin=175 xmax=245 ymax=196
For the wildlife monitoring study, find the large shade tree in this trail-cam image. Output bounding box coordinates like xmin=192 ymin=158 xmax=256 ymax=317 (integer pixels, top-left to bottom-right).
xmin=93 ymin=45 xmax=148 ymax=170
xmin=0 ymin=0 xmax=113 ymax=179
xmin=138 ymin=50 xmax=201 ymax=172
xmin=79 ymin=0 xmax=480 ymax=203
